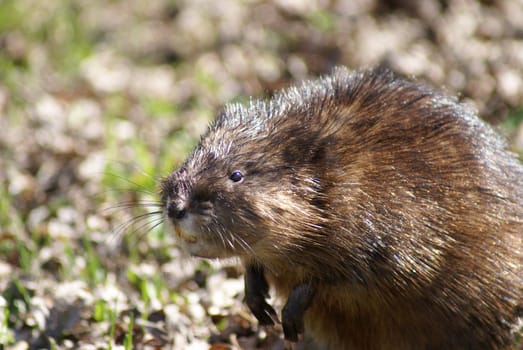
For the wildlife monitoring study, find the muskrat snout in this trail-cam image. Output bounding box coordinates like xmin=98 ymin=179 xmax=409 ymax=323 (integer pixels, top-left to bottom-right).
xmin=161 ymin=170 xmax=191 ymax=223
xmin=167 ymin=201 xmax=187 ymax=221
xmin=160 ymin=174 xmax=221 ymax=251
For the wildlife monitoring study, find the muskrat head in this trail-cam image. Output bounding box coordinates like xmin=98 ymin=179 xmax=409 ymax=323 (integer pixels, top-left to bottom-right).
xmin=160 ymin=100 xmax=326 ymax=261
xmin=160 ymin=155 xmax=258 ymax=259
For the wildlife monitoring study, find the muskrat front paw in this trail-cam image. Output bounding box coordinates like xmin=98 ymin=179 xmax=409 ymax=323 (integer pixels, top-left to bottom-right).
xmin=246 ymin=294 xmax=278 ymax=326
xmin=282 ymin=283 xmax=315 ymax=342
xmin=244 ymin=263 xmax=278 ymax=325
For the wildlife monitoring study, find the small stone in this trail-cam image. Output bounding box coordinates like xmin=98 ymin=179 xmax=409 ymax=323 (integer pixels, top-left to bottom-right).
xmin=27 ymin=206 xmax=50 ymax=231
xmin=78 ymin=152 xmax=106 ymax=181
xmin=81 ymin=51 xmax=131 ymax=93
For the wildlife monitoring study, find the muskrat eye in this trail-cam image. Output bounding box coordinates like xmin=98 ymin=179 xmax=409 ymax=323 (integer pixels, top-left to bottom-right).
xmin=229 ymin=171 xmax=243 ymax=183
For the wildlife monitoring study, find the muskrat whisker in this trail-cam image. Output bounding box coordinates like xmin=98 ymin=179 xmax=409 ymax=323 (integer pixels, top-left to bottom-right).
xmin=219 ymin=227 xmax=245 ymax=255
xmin=122 ymin=162 xmax=159 ymax=182
xmin=225 ymin=235 xmax=235 ymax=251
xmin=120 ymin=216 xmax=165 ymax=248
xmin=108 ymin=211 xmax=163 ymax=245
xmin=214 ymin=226 xmax=229 ymax=250
xmin=102 ymin=169 xmax=158 ymax=196
xmin=233 ymin=234 xmax=256 ymax=257
xmin=98 ymin=187 xmax=158 ymax=197
xmin=131 ymin=218 xmax=166 ymax=247
xmin=103 ymin=201 xmax=163 ymax=212
xmin=127 ymin=210 xmax=163 ymax=221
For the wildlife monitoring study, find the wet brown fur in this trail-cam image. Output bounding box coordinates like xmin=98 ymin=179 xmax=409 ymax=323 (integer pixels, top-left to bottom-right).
xmin=161 ymin=67 xmax=523 ymax=349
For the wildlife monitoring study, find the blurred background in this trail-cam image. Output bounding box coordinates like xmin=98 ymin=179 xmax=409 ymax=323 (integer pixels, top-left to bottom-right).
xmin=1 ymin=0 xmax=522 ymax=348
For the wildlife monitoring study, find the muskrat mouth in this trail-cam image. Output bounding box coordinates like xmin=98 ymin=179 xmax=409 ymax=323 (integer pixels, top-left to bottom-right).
xmin=174 ymin=225 xmax=198 ymax=243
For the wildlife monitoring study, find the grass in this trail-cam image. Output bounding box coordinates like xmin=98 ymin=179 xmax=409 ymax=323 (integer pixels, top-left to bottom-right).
xmin=501 ymin=107 xmax=523 ymax=159
xmin=124 ymin=312 xmax=135 ymax=350
xmin=307 ymin=9 xmax=336 ymax=32
xmin=107 ymin=306 xmax=117 ymax=350
xmin=0 ymin=10 xmax=188 ymax=339
xmin=0 ymin=299 xmax=15 ymax=344
xmin=0 ymin=183 xmax=23 ymax=237
xmin=82 ymin=233 xmax=107 ymax=287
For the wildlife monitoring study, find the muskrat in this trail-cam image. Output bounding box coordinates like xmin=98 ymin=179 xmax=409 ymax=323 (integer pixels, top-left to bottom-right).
xmin=160 ymin=67 xmax=522 ymax=349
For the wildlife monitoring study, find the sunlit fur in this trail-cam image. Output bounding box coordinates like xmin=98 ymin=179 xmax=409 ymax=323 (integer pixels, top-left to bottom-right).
xmin=161 ymin=67 xmax=522 ymax=349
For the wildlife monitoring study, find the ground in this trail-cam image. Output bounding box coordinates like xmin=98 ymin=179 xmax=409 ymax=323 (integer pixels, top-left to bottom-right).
xmin=0 ymin=0 xmax=522 ymax=349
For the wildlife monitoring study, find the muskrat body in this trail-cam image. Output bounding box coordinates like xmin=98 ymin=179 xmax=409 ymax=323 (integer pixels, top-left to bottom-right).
xmin=160 ymin=67 xmax=522 ymax=349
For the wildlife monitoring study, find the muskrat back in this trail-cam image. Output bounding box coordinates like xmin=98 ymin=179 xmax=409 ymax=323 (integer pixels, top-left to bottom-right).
xmin=160 ymin=67 xmax=523 ymax=349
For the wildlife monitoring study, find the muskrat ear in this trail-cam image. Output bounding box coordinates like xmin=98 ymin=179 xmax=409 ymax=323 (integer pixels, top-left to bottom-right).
xmin=229 ymin=171 xmax=244 ymax=183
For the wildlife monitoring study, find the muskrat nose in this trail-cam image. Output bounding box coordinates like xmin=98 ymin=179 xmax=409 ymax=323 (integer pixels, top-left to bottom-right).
xmin=167 ymin=202 xmax=187 ymax=220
